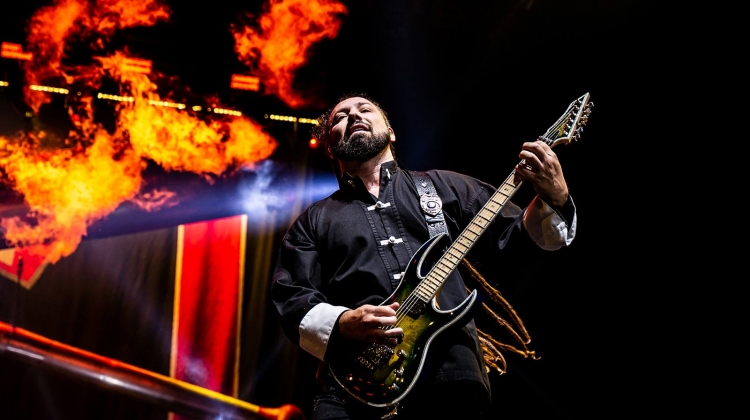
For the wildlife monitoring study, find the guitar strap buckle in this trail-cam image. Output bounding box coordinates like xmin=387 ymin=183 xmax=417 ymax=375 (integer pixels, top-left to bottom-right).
xmin=411 ymin=171 xmax=449 ymax=239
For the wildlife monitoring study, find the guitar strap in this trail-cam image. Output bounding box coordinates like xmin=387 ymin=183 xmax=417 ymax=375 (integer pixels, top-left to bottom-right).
xmin=410 ymin=171 xmax=450 ymax=239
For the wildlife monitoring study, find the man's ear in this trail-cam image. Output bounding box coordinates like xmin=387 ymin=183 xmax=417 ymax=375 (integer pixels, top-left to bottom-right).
xmin=389 ymin=127 xmax=396 ymax=142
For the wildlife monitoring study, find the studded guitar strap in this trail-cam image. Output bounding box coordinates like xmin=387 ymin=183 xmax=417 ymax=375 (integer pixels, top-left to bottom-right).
xmin=411 ymin=171 xmax=449 ymax=239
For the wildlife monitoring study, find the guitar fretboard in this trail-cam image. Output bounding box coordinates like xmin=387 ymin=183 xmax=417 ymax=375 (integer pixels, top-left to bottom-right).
xmin=415 ymin=172 xmax=523 ymax=301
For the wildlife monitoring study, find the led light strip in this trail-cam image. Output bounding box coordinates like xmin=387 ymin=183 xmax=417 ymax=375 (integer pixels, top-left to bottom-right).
xmin=267 ymin=114 xmax=318 ymax=125
xmin=30 ymin=84 xmax=69 ymax=94
xmin=212 ymin=107 xmax=242 ymax=116
xmin=148 ymin=99 xmax=186 ymax=110
xmin=97 ymin=92 xmax=134 ymax=102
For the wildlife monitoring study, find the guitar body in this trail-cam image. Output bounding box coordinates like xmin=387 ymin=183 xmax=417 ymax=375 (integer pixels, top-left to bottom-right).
xmin=328 ymin=233 xmax=480 ymax=408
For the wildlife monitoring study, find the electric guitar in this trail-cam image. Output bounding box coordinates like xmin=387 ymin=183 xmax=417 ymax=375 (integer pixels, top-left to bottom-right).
xmin=328 ymin=92 xmax=594 ymax=408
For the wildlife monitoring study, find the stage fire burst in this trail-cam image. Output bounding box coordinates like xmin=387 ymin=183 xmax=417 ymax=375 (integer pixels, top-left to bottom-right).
xmin=0 ymin=0 xmax=348 ymax=265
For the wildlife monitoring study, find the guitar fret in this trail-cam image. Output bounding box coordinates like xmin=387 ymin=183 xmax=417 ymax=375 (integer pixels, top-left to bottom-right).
xmin=424 ymin=277 xmax=439 ymax=290
xmin=444 ymin=252 xmax=461 ymax=265
xmin=497 ymin=189 xmax=512 ymax=199
xmin=427 ymin=277 xmax=443 ymax=291
xmin=419 ymin=277 xmax=436 ymax=289
xmin=452 ymin=242 xmax=469 ymax=254
xmin=473 ymin=217 xmax=489 ymax=227
xmin=455 ymin=234 xmax=472 ymax=244
xmin=463 ymin=232 xmax=478 ymax=242
xmin=422 ymin=284 xmax=437 ymax=296
xmin=435 ymin=262 xmax=452 ymax=276
xmin=486 ymin=201 xmax=502 ymax=211
xmin=484 ymin=200 xmax=502 ymax=212
xmin=422 ymin=280 xmax=437 ymax=292
xmin=473 ymin=221 xmax=488 ymax=230
xmin=456 ymin=236 xmax=472 ymax=244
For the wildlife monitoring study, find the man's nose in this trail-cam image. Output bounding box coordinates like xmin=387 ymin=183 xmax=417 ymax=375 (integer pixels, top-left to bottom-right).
xmin=348 ymin=110 xmax=363 ymax=121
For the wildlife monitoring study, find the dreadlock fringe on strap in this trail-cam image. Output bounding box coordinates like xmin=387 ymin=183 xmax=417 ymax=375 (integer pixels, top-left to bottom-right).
xmin=461 ymin=258 xmax=540 ymax=375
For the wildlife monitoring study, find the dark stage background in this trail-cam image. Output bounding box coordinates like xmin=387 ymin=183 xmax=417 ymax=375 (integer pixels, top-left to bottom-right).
xmin=0 ymin=1 xmax=703 ymax=419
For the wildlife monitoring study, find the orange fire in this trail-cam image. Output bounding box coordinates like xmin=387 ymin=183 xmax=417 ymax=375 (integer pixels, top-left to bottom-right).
xmin=22 ymin=0 xmax=171 ymax=112
xmin=0 ymin=131 xmax=144 ymax=264
xmin=101 ymin=52 xmax=277 ymax=178
xmin=1 ymin=1 xmax=283 ymax=264
xmin=231 ymin=0 xmax=348 ymax=109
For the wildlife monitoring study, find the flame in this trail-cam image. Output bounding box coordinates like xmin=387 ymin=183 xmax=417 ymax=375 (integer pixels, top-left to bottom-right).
xmin=22 ymin=0 xmax=171 ymax=112
xmin=0 ymin=131 xmax=143 ymax=263
xmin=1 ymin=1 xmax=281 ymax=264
xmin=231 ymin=0 xmax=348 ymax=109
xmin=100 ymin=52 xmax=277 ymax=178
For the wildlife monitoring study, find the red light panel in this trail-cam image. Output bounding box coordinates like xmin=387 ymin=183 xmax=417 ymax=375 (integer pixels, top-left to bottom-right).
xmin=230 ymin=74 xmax=260 ymax=91
xmin=1 ymin=42 xmax=33 ymax=60
xmin=122 ymin=57 xmax=152 ymax=74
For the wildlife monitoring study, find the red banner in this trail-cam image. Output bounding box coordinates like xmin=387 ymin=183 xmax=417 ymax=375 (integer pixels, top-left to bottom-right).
xmin=171 ymin=214 xmax=246 ymax=407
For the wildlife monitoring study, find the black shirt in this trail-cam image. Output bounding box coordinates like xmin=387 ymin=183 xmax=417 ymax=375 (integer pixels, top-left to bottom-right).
xmin=271 ymin=159 xmax=576 ymax=403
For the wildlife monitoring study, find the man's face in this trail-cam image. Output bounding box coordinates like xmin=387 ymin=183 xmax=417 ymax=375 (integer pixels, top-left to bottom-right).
xmin=328 ymin=97 xmax=393 ymax=162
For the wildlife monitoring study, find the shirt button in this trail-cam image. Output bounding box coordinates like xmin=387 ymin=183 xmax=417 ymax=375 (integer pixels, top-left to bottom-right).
xmin=388 ymin=236 xmax=397 ymax=244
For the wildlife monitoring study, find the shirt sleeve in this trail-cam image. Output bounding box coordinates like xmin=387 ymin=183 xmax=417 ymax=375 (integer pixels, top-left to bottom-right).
xmin=522 ymin=195 xmax=577 ymax=250
xmin=270 ymin=214 xmax=349 ymax=362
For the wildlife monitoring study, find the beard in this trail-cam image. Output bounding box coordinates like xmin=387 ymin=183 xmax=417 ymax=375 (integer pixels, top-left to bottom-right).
xmin=330 ymin=129 xmax=391 ymax=162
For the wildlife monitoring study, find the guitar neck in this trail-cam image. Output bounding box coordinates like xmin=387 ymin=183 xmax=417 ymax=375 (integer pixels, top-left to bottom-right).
xmin=415 ymin=170 xmax=523 ymax=301
xmin=413 ymin=92 xmax=592 ymax=302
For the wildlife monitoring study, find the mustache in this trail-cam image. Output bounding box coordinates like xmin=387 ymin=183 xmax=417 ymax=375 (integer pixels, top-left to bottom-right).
xmin=346 ymin=121 xmax=371 ymax=136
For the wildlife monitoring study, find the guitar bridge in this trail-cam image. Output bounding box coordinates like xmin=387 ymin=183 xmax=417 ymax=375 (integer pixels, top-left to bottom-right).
xmin=355 ymin=343 xmax=395 ymax=372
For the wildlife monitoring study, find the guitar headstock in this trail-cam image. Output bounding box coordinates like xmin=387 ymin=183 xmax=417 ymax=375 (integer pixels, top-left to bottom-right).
xmin=541 ymin=92 xmax=593 ymax=148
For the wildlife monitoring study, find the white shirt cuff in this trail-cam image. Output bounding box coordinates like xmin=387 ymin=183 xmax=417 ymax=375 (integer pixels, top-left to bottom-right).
xmin=523 ymin=195 xmax=577 ymax=250
xmin=299 ymin=303 xmax=349 ymax=361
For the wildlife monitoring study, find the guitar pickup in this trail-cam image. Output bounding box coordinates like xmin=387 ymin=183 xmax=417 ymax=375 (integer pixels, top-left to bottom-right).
xmin=405 ymin=298 xmax=427 ymax=318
